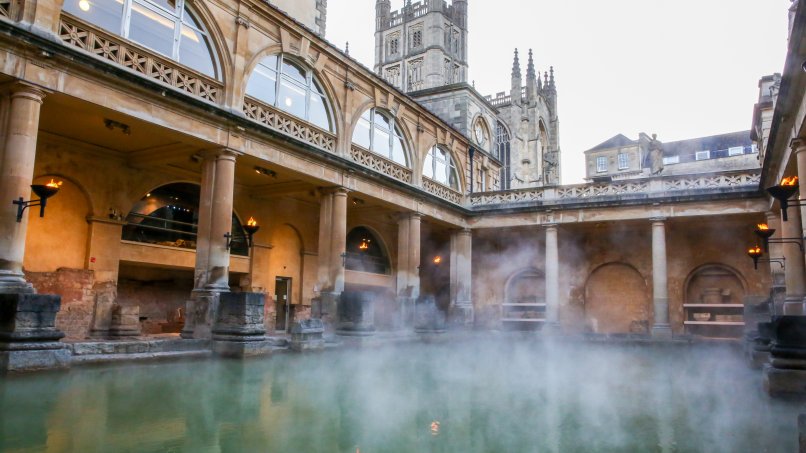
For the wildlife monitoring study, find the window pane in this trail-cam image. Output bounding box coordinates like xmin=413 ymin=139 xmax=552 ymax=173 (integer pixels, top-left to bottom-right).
xmin=448 ymin=164 xmax=459 ymax=189
xmin=375 ymin=112 xmax=392 ymax=131
xmin=182 ymin=5 xmax=202 ymax=27
xmin=373 ymin=126 xmax=391 ymax=157
xmin=435 ymin=157 xmax=447 ymax=184
xmin=64 ymin=0 xmax=124 ymax=35
xmin=278 ymin=77 xmax=307 ymax=119
xmin=129 ymin=2 xmax=176 ymax=57
xmin=392 ymin=137 xmax=407 ymax=165
xmin=311 ymin=80 xmax=325 ymax=97
xmin=281 ymin=59 xmax=307 ymax=85
xmin=143 ymin=0 xmax=176 ymax=13
xmin=308 ymin=94 xmax=331 ymax=131
xmin=245 ymin=64 xmax=277 ymax=105
xmin=178 ymin=25 xmax=215 ymax=77
xmin=353 ymin=116 xmax=372 ymax=149
xmin=424 ymin=151 xmax=434 ymax=179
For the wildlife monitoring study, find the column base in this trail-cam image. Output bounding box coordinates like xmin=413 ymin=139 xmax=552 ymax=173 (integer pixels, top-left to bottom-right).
xmin=396 ymin=296 xmax=416 ymax=331
xmin=449 ymin=304 xmax=474 ymax=329
xmin=651 ymin=324 xmax=673 ymax=339
xmin=783 ymin=297 xmax=805 ymax=315
xmin=763 ymin=364 xmax=806 ymax=398
xmin=336 ymin=291 xmax=376 ymax=336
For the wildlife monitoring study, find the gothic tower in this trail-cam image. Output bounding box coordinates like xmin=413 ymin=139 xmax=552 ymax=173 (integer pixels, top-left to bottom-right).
xmin=374 ymin=0 xmax=469 ymax=92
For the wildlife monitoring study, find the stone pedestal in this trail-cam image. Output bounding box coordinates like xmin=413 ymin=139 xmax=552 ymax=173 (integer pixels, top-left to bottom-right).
xmin=415 ymin=295 xmax=447 ymax=334
xmin=290 ymin=319 xmax=325 ymax=352
xmin=747 ymin=321 xmax=773 ymax=369
xmin=109 ymin=304 xmax=141 ymax=337
xmin=336 ymin=291 xmax=375 ymax=336
xmin=763 ymin=316 xmax=806 ymax=397
xmin=211 ymin=292 xmax=271 ymax=357
xmin=0 ymin=293 xmax=69 ymax=372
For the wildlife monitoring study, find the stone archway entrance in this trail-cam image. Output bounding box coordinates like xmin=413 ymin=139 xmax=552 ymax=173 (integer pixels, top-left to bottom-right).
xmin=584 ymin=263 xmax=650 ymax=334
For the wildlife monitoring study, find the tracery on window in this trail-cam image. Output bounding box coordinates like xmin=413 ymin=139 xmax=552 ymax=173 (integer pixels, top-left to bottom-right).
xmin=246 ymin=54 xmax=334 ymax=132
xmin=63 ymin=0 xmax=219 ymax=79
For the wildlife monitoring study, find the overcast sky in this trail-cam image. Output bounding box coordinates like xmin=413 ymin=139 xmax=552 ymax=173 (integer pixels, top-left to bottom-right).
xmin=327 ymin=0 xmax=790 ymax=184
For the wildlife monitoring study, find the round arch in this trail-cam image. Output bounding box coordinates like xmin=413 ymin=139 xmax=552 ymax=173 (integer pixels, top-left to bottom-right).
xmin=504 ymin=268 xmax=545 ymax=304
xmin=345 ymin=225 xmax=392 ymax=275
xmin=470 ymin=114 xmax=492 ymax=151
xmin=242 ymin=50 xmax=342 ymax=137
xmin=33 ymin=172 xmax=95 ymax=217
xmin=683 ymin=263 xmax=748 ymax=305
xmin=349 ymin=105 xmax=414 ymax=168
xmin=584 ymin=262 xmax=650 ymax=334
xmin=122 ymin=182 xmax=250 ymax=257
xmin=422 ymin=143 xmax=464 ymax=193
xmin=183 ymin=0 xmax=232 ymax=83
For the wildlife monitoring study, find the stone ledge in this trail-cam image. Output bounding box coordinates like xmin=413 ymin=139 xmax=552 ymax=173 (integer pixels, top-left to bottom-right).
xmin=71 ymin=349 xmax=212 ymax=366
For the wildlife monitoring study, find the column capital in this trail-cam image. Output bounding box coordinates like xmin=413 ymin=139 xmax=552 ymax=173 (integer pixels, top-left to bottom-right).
xmin=321 ymin=186 xmax=349 ymax=196
xmin=453 ymin=228 xmax=472 ymax=237
xmin=649 ymin=216 xmax=667 ymax=224
xmin=199 ymin=147 xmax=242 ymax=161
xmin=3 ymin=81 xmax=49 ymax=103
xmin=791 ymin=138 xmax=806 ymax=153
xmin=397 ymin=211 xmax=423 ymax=222
xmin=543 ymin=223 xmax=559 ymax=230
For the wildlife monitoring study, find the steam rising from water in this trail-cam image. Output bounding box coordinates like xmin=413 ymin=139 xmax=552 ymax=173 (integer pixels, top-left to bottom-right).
xmin=0 ymin=337 xmax=800 ymax=452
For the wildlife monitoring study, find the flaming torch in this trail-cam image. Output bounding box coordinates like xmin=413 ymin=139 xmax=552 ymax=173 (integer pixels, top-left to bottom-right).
xmin=242 ymin=217 xmax=260 ymax=248
xmin=13 ymin=179 xmax=63 ymax=223
xmin=767 ymin=176 xmax=800 ymax=221
xmin=748 ymin=245 xmax=763 ymax=270
xmin=359 ymin=239 xmax=370 ymax=251
xmin=754 ymin=223 xmax=776 ymax=253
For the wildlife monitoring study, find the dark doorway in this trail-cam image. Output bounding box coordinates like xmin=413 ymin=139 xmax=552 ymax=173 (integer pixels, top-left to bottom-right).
xmin=276 ymin=277 xmax=292 ymax=332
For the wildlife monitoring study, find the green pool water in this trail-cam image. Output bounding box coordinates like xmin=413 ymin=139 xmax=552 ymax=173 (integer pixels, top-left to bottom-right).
xmin=0 ymin=338 xmax=801 ymax=453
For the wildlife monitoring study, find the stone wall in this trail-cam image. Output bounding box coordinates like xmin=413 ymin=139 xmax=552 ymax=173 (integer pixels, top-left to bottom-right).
xmin=117 ymin=266 xmax=194 ymax=335
xmin=26 ymin=268 xmax=95 ymax=339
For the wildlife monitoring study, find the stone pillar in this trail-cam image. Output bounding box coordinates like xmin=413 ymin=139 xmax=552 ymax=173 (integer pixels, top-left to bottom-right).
xmin=396 ymin=213 xmax=421 ymax=328
xmin=651 ymin=217 xmax=672 ymax=337
xmin=782 ymin=206 xmax=806 ymax=315
xmin=314 ymin=187 xmax=347 ymax=324
xmin=544 ymin=224 xmax=560 ymax=328
xmin=449 ymin=228 xmax=473 ymax=327
xmin=766 ymin=211 xmax=787 ymax=314
xmin=182 ymin=149 xmax=239 ymax=339
xmin=86 ymin=217 xmax=126 ymax=337
xmin=0 ymin=83 xmax=47 ymax=294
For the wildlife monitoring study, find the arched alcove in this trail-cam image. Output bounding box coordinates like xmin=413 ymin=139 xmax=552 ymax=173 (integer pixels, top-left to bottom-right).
xmin=502 ymin=269 xmax=546 ymax=330
xmin=584 ymin=263 xmax=650 ymax=334
xmin=345 ymin=226 xmax=391 ymax=275
xmin=683 ymin=264 xmax=747 ymax=339
xmin=24 ymin=176 xmax=92 ymax=272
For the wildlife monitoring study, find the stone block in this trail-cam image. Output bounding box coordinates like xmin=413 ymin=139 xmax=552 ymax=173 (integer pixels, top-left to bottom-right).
xmin=763 ymin=316 xmax=806 ymax=397
xmin=0 ymin=348 xmax=70 ymax=373
xmin=336 ymin=291 xmax=375 ymax=336
xmin=290 ymin=319 xmax=325 ymax=352
xmin=212 ymin=340 xmax=273 ymax=358
xmin=212 ymin=293 xmax=270 ymax=358
xmin=0 ymin=293 xmax=64 ymax=343
xmin=764 ymin=365 xmax=806 ymax=398
xmin=109 ymin=304 xmax=141 ymax=337
xmin=415 ymin=296 xmax=446 ymax=334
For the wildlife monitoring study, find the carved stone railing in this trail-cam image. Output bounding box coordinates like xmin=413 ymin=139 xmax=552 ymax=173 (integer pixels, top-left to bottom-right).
xmin=244 ymin=97 xmax=336 ymax=153
xmin=58 ymin=15 xmax=222 ymax=104
xmin=423 ymin=178 xmax=463 ymax=205
xmin=350 ymin=145 xmax=413 ymax=184
xmin=0 ymin=0 xmax=12 ymax=19
xmin=470 ymin=169 xmax=762 ymax=208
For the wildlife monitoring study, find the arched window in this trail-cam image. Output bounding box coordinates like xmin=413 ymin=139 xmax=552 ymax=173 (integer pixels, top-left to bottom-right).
xmin=352 ymin=109 xmax=408 ymax=166
xmin=424 ymin=146 xmax=459 ymax=190
xmin=246 ymin=55 xmax=333 ymax=132
xmin=473 ymin=117 xmax=490 ymax=150
xmin=63 ymin=0 xmax=219 ymax=79
xmin=122 ymin=183 xmax=249 ymax=257
xmin=344 ymin=227 xmax=390 ymax=275
xmin=496 ymin=122 xmax=512 ymax=190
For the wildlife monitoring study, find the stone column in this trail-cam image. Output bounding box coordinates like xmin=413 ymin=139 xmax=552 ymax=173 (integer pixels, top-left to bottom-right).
xmin=397 ymin=213 xmax=422 ymax=328
xmin=182 ymin=149 xmax=239 ymax=339
xmin=544 ymin=224 xmax=560 ymax=328
xmin=651 ymin=217 xmax=672 ymax=337
xmin=329 ymin=188 xmax=348 ymax=294
xmin=766 ymin=211 xmax=787 ymax=314
xmin=449 ymin=228 xmax=473 ymax=327
xmin=314 ymin=187 xmax=347 ymax=323
xmin=0 ymin=83 xmax=47 ymax=294
xmin=783 ymin=206 xmax=806 ymax=315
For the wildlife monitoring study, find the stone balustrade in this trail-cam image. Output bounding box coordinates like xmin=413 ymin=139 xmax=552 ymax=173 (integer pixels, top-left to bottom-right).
xmin=349 ymin=145 xmax=413 ymax=184
xmin=470 ymin=169 xmax=762 ymax=208
xmin=423 ymin=178 xmax=463 ymax=205
xmin=244 ymin=97 xmax=337 ymax=153
xmin=59 ymin=15 xmax=223 ymax=104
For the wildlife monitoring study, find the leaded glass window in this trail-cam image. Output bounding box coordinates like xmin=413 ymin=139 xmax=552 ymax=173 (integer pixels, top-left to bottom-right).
xmin=246 ymin=55 xmax=334 ymax=132
xmin=63 ymin=0 xmax=219 ymax=79
xmin=352 ymin=109 xmax=409 ymax=166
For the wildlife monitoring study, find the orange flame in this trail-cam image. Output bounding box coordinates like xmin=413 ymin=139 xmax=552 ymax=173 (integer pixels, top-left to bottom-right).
xmin=45 ymin=179 xmax=62 ymax=189
xmin=431 ymin=421 xmax=441 ymax=436
xmin=433 ymin=256 xmax=442 ymax=265
xmin=359 ymin=239 xmax=370 ymax=251
xmin=782 ymin=176 xmax=799 ymax=187
xmin=748 ymin=245 xmax=762 ymax=256
xmin=757 ymin=224 xmax=769 ymax=231
xmin=247 ymin=217 xmax=257 ymax=227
